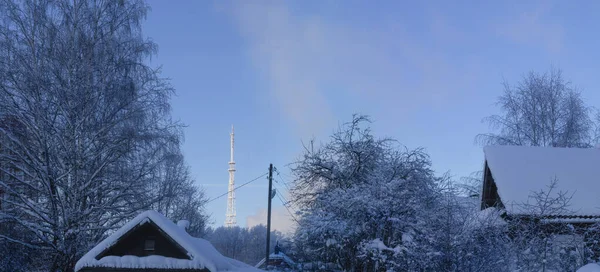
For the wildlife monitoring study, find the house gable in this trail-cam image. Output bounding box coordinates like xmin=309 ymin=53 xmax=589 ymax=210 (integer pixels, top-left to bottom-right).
xmin=97 ymin=221 xmax=190 ymax=260
xmin=75 ymin=211 xmax=261 ymax=272
xmin=481 ymin=161 xmax=504 ymax=211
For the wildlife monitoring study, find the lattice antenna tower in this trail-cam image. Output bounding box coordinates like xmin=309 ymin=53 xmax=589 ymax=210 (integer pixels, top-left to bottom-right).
xmin=225 ymin=125 xmax=237 ymax=227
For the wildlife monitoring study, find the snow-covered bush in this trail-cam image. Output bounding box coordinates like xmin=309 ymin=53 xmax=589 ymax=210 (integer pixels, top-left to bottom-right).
xmin=289 ymin=115 xmax=526 ymax=271
xmin=504 ymin=179 xmax=587 ymax=272
xmin=290 ymin=115 xmax=453 ymax=271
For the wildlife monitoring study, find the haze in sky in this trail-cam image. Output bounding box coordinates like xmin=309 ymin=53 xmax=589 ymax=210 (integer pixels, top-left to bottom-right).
xmin=143 ymin=0 xmax=600 ymax=233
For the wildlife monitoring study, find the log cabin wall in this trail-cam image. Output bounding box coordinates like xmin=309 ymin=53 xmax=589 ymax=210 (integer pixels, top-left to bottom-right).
xmin=98 ymin=222 xmax=190 ymax=260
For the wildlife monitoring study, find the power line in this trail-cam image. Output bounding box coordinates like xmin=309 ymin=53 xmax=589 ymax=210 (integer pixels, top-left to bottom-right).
xmin=272 ymin=168 xmax=297 ymax=222
xmin=275 ymin=167 xmax=294 ymax=182
xmin=276 ymin=192 xmax=299 ymax=224
xmin=277 ymin=194 xmax=297 ymax=223
xmin=273 ymin=183 xmax=290 ymax=205
xmin=276 ymin=176 xmax=292 ymax=192
xmin=274 ymin=168 xmax=292 ymax=192
xmin=206 ymin=172 xmax=268 ymax=204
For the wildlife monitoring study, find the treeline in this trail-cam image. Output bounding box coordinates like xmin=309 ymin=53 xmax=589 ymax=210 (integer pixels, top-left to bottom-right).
xmin=204 ymin=225 xmax=292 ymax=267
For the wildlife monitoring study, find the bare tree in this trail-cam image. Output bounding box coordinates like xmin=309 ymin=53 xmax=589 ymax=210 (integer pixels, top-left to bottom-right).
xmin=477 ymin=67 xmax=593 ymax=148
xmin=0 ymin=1 xmax=206 ymax=271
xmin=150 ymin=150 xmax=209 ymax=237
xmin=510 ymin=178 xmax=583 ymax=272
xmin=457 ymin=170 xmax=484 ymax=198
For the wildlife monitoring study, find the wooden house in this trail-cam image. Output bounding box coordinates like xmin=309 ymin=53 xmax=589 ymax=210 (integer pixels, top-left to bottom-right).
xmin=481 ymin=145 xmax=600 ymax=221
xmin=75 ymin=210 xmax=261 ymax=272
xmin=480 ymin=145 xmax=600 ymax=254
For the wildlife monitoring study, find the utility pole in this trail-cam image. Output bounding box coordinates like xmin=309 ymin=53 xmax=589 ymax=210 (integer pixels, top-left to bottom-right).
xmin=265 ymin=164 xmax=274 ymax=270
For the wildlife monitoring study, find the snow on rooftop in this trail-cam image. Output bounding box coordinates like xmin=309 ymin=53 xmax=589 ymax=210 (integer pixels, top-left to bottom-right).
xmin=577 ymin=263 xmax=600 ymax=272
xmin=75 ymin=210 xmax=262 ymax=272
xmin=484 ymin=145 xmax=600 ymax=216
xmin=255 ymin=251 xmax=296 ymax=268
xmin=85 ymin=255 xmax=201 ymax=270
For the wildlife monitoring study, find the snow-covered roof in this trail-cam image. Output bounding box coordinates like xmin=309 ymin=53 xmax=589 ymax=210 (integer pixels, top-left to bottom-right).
xmin=484 ymin=145 xmax=600 ymax=216
xmin=255 ymin=252 xmax=296 ymax=268
xmin=577 ymin=263 xmax=600 ymax=272
xmin=75 ymin=210 xmax=262 ymax=272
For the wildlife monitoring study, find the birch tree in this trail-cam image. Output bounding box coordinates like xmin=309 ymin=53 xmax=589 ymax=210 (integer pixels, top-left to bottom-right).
xmin=477 ymin=67 xmax=594 ymax=148
xmin=0 ymin=1 xmax=206 ymax=271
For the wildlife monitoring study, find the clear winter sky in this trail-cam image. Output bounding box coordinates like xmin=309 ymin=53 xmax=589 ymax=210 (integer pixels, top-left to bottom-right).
xmin=142 ymin=0 xmax=600 ymax=233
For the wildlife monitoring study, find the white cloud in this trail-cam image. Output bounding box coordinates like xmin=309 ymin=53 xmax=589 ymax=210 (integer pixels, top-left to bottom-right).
xmin=246 ymin=187 xmax=297 ymax=234
xmin=226 ymin=2 xmax=482 ymax=137
xmin=228 ymin=2 xmax=334 ymax=138
xmin=246 ymin=207 xmax=296 ymax=235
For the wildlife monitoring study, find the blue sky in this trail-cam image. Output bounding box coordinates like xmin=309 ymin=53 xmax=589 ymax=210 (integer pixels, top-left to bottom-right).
xmin=142 ymin=0 xmax=600 ymax=232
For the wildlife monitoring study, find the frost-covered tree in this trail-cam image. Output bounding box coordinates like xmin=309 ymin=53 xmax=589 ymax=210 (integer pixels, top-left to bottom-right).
xmin=290 ymin=115 xmax=445 ymax=271
xmin=148 ymin=150 xmax=208 ymax=237
xmin=456 ymin=171 xmax=484 ymax=198
xmin=477 ymin=67 xmax=594 ymax=148
xmin=425 ymin=180 xmax=512 ymax=272
xmin=289 ymin=115 xmax=525 ymax=271
xmin=0 ymin=1 xmax=206 ymax=271
xmin=508 ymin=178 xmax=584 ymax=272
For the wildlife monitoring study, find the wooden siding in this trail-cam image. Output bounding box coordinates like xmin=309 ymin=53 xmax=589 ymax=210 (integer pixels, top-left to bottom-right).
xmin=481 ymin=161 xmax=504 ymax=210
xmin=97 ymin=222 xmax=190 ymax=260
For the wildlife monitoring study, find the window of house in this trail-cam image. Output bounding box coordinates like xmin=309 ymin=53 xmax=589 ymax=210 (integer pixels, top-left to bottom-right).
xmin=144 ymin=237 xmax=156 ymax=251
